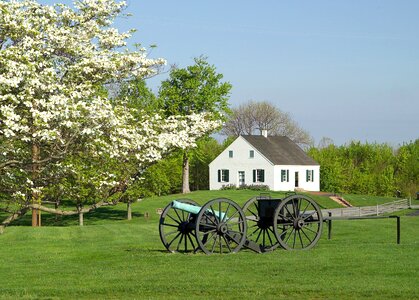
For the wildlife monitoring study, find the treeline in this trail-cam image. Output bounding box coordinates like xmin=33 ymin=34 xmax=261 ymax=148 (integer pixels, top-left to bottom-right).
xmin=135 ymin=137 xmax=226 ymax=197
xmin=139 ymin=138 xmax=418 ymax=198
xmin=307 ymin=140 xmax=418 ymax=198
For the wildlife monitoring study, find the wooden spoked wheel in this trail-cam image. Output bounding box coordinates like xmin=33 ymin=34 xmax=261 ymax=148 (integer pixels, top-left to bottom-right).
xmin=159 ymin=199 xmax=199 ymax=253
xmin=242 ymin=197 xmax=280 ymax=252
xmin=195 ymin=198 xmax=247 ymax=254
xmin=273 ymin=195 xmax=323 ymax=250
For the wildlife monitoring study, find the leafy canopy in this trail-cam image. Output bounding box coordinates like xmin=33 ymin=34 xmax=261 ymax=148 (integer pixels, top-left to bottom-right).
xmin=159 ymin=57 xmax=232 ymax=121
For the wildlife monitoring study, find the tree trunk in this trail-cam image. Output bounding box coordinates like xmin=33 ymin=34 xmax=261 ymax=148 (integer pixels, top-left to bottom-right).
xmin=1 ymin=181 xmax=128 ymax=233
xmin=78 ymin=205 xmax=84 ymax=226
xmin=55 ymin=200 xmax=60 ymax=222
xmin=79 ymin=212 xmax=83 ymax=226
xmin=31 ymin=141 xmax=41 ymax=227
xmin=31 ymin=208 xmax=38 ymax=227
xmin=182 ymin=151 xmax=190 ymax=194
xmin=127 ymin=201 xmax=132 ymax=220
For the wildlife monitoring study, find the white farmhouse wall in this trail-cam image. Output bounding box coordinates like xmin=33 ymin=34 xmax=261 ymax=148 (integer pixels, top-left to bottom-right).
xmin=273 ymin=165 xmax=320 ymax=192
xmin=209 ymin=137 xmax=273 ymax=190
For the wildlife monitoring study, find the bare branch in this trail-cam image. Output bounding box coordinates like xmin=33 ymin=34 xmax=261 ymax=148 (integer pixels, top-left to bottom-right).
xmin=28 ymin=200 xmax=118 ymax=216
xmin=0 ymin=160 xmax=21 ymax=169
xmin=0 ymin=207 xmax=29 ymax=234
xmin=222 ymin=100 xmax=313 ymax=146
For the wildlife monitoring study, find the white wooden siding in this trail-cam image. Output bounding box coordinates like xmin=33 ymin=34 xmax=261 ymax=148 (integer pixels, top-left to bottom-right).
xmin=209 ymin=137 xmax=273 ymax=190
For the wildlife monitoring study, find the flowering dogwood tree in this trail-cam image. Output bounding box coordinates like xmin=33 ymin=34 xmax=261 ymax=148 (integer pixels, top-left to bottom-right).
xmin=0 ymin=0 xmax=220 ymax=232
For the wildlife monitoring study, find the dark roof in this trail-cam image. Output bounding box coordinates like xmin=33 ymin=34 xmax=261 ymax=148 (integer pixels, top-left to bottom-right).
xmin=241 ymin=135 xmax=319 ymax=166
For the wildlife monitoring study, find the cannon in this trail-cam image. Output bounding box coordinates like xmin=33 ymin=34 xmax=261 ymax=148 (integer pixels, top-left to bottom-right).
xmin=158 ymin=194 xmax=323 ymax=254
xmin=159 ymin=198 xmax=247 ymax=254
xmin=242 ymin=193 xmax=323 ymax=252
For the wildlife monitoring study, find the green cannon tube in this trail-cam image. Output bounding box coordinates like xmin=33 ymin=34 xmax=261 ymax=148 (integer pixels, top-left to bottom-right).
xmin=172 ymin=200 xmax=226 ymax=220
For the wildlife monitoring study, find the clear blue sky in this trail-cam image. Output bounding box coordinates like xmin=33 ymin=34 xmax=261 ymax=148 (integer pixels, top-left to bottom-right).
xmin=47 ymin=0 xmax=419 ymax=146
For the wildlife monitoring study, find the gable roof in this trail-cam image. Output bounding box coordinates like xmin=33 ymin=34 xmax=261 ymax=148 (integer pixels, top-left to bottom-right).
xmin=241 ymin=135 xmax=319 ymax=166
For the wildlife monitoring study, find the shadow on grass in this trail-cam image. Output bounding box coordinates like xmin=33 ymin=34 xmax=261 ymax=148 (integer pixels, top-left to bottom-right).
xmin=406 ymin=209 xmax=419 ymax=217
xmin=125 ymin=248 xmax=169 ymax=254
xmin=4 ymin=206 xmax=144 ymax=227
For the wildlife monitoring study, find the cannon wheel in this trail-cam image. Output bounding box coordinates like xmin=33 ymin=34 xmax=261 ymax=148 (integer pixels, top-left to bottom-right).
xmin=159 ymin=199 xmax=199 ymax=253
xmin=242 ymin=197 xmax=280 ymax=252
xmin=273 ymin=194 xmax=323 ymax=250
xmin=195 ymin=198 xmax=247 ymax=254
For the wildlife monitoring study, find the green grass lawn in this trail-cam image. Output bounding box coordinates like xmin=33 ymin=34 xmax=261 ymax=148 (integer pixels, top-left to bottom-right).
xmin=0 ymin=191 xmax=418 ymax=299
xmin=342 ymin=194 xmax=412 ymax=207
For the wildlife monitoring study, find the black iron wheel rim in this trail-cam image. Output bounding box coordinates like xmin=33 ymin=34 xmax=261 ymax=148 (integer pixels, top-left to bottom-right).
xmin=159 ymin=199 xmax=199 ymax=253
xmin=195 ymin=198 xmax=247 ymax=255
xmin=242 ymin=197 xmax=280 ymax=252
xmin=273 ymin=195 xmax=323 ymax=251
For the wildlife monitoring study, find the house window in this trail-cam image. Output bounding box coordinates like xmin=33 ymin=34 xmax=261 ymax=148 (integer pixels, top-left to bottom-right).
xmin=281 ymin=169 xmax=289 ymax=182
xmin=253 ymin=169 xmax=265 ymax=183
xmin=306 ymin=170 xmax=314 ymax=182
xmin=249 ymin=150 xmax=254 ymax=158
xmin=218 ymin=169 xmax=229 ymax=182
xmin=228 ymin=150 xmax=233 ymax=158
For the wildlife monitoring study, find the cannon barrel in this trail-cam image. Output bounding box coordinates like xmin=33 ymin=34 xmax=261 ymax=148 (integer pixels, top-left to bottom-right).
xmin=172 ymin=200 xmax=226 ymax=220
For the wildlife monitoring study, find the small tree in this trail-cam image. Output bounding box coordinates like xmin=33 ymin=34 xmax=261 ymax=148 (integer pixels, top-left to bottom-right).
xmin=190 ymin=137 xmax=224 ymax=190
xmin=159 ymin=57 xmax=232 ymax=193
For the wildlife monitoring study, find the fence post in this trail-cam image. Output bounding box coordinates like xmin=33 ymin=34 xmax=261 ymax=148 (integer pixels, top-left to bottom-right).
xmin=358 ymin=207 xmax=361 ymax=217
xmin=328 ymin=212 xmax=332 ymax=240
xmin=396 ymin=216 xmax=400 ymax=244
xmin=409 ymin=197 xmax=412 ymax=209
xmin=376 ymin=204 xmax=379 ymax=216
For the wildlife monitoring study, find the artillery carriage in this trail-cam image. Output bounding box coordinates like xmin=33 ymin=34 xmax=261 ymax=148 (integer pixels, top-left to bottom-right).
xmin=159 ymin=194 xmax=323 ymax=254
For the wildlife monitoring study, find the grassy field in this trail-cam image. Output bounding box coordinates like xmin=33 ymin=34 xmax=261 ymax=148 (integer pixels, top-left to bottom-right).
xmin=341 ymin=194 xmax=412 ymax=207
xmin=0 ymin=190 xmax=418 ymax=299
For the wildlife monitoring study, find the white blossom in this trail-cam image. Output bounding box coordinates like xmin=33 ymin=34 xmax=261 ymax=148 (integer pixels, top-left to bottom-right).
xmin=0 ymin=0 xmax=220 ymax=198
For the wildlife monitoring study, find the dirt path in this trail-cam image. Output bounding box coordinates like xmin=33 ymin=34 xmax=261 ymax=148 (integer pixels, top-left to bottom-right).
xmin=329 ymin=196 xmax=352 ymax=207
xmin=306 ymin=191 xmax=353 ymax=207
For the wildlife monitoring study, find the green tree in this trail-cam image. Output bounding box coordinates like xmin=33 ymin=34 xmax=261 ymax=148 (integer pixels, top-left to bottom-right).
xmin=141 ymin=154 xmax=183 ymax=196
xmin=308 ymin=145 xmax=345 ymax=193
xmin=190 ymin=137 xmax=224 ymax=190
xmin=158 ymin=57 xmax=232 ymax=193
xmin=394 ymin=140 xmax=419 ymax=197
xmin=114 ymin=77 xmax=161 ymax=113
xmin=308 ymin=141 xmax=417 ymax=197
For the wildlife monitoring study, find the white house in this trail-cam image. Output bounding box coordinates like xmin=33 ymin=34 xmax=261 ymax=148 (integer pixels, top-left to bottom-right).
xmin=209 ymin=133 xmax=320 ymax=191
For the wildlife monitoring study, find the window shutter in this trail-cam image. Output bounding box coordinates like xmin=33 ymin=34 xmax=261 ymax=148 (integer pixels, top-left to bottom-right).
xmin=287 ymin=170 xmax=289 ymax=182
xmin=260 ymin=170 xmax=265 ymax=182
xmin=306 ymin=170 xmax=309 ymax=182
xmin=312 ymin=170 xmax=314 ymax=182
xmin=218 ymin=170 xmax=221 ymax=182
xmin=253 ymin=170 xmax=256 ymax=183
xmin=225 ymin=170 xmax=229 ymax=182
